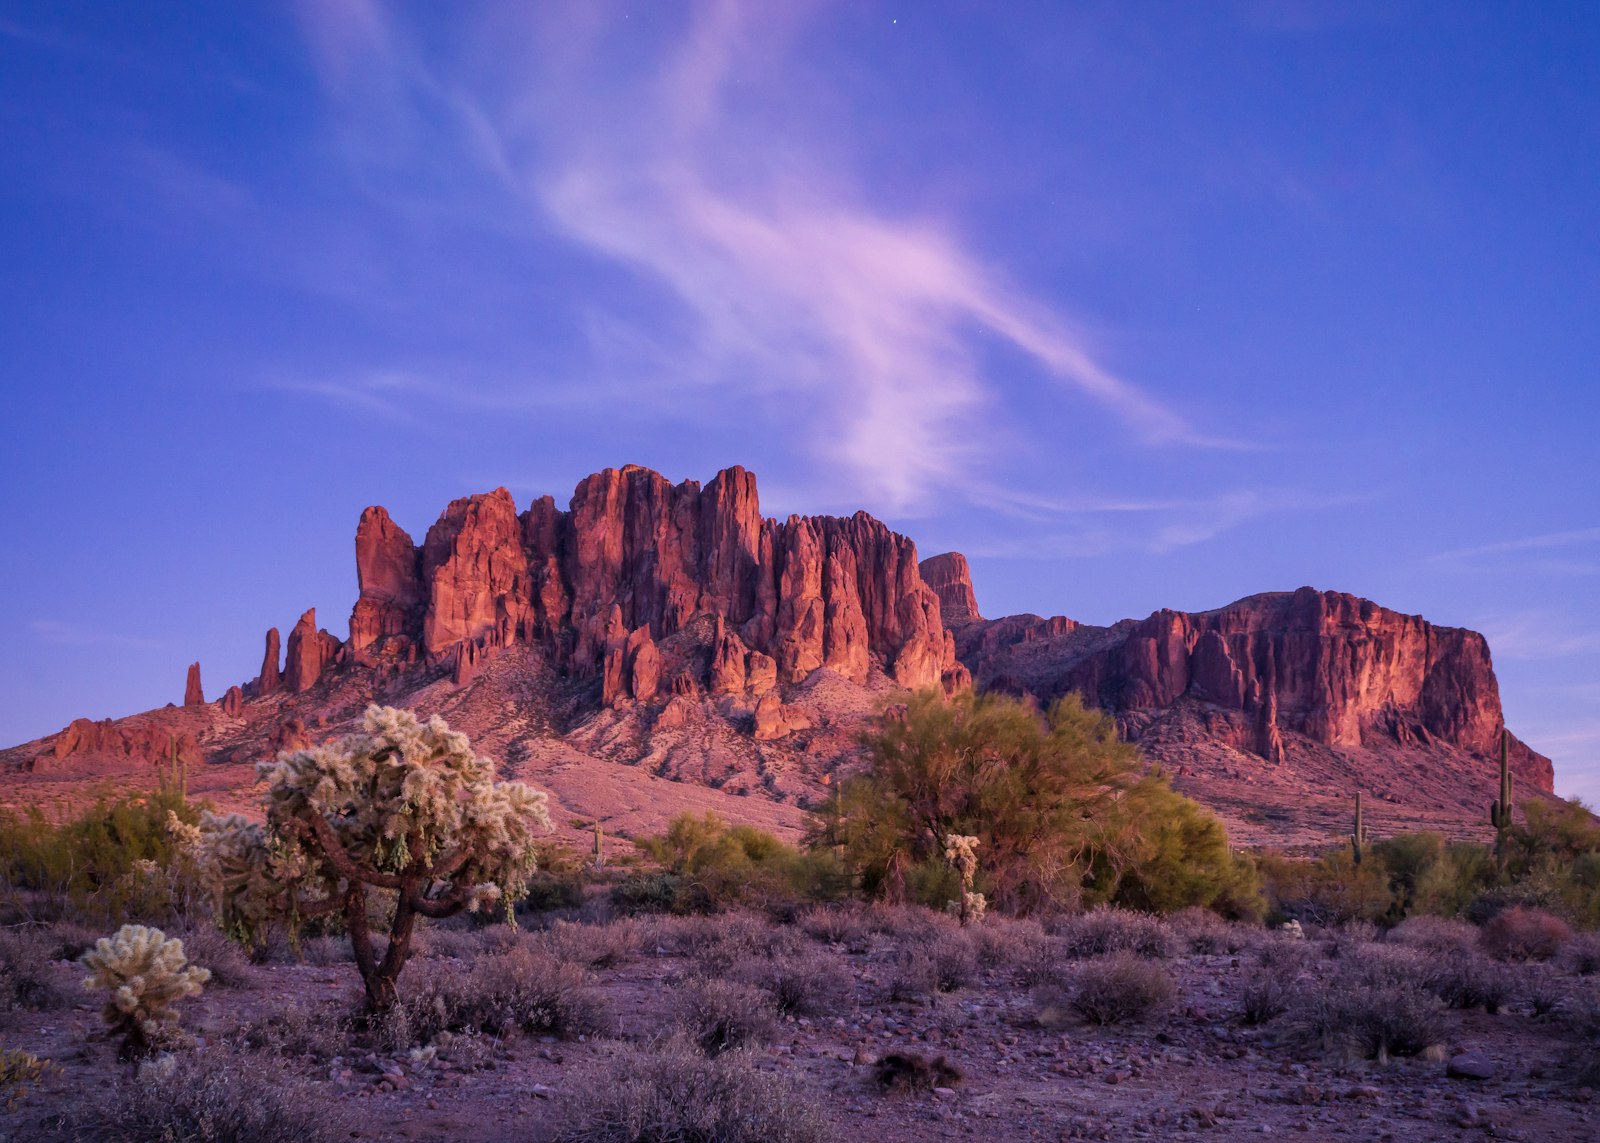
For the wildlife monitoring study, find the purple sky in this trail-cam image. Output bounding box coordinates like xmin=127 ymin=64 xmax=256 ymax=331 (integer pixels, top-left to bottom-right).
xmin=3 ymin=2 xmax=1596 ymax=800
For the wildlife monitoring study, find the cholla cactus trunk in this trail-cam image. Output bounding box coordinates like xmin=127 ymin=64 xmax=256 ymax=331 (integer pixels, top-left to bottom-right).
xmin=80 ymin=925 xmax=209 ymax=1060
xmin=198 ymin=705 xmax=551 ymax=1013
xmin=943 ymin=834 xmax=983 ymax=926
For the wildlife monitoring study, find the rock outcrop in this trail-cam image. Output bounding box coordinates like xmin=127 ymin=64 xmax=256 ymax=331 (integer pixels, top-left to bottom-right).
xmin=919 ymin=552 xmax=981 ymax=626
xmin=256 ymin=627 xmax=282 ymax=695
xmin=183 ymin=663 xmax=204 ymax=707
xmin=956 ymin=587 xmax=1554 ymax=792
xmin=349 ymin=506 xmax=425 ymax=655
xmin=283 ymin=609 xmax=339 ymax=695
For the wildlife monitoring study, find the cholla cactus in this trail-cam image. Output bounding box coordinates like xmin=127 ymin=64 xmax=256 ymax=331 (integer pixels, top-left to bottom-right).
xmin=943 ymin=834 xmax=985 ymax=925
xmin=199 ymin=705 xmax=551 ymax=1011
xmin=80 ymin=925 xmax=210 ymax=1060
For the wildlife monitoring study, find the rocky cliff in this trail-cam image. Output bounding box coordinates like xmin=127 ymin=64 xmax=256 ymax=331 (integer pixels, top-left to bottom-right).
xmin=954 ymin=586 xmax=1553 ymax=796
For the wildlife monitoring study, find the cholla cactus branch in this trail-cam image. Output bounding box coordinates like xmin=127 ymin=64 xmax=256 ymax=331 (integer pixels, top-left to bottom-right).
xmin=199 ymin=705 xmax=551 ymax=1011
xmin=943 ymin=834 xmax=984 ymax=925
xmin=80 ymin=925 xmax=209 ymax=1060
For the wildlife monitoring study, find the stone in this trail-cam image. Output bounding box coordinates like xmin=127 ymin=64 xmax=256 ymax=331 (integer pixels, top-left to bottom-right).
xmin=1448 ymin=1052 xmax=1497 ymax=1080
xmin=220 ymin=685 xmax=243 ymax=717
xmin=183 ymin=662 xmax=204 ymax=706
xmin=421 ymin=488 xmax=532 ymax=656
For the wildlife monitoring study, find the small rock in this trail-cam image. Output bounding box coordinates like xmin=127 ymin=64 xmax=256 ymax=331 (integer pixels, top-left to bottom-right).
xmin=1447 ymin=1052 xmax=1497 ymax=1081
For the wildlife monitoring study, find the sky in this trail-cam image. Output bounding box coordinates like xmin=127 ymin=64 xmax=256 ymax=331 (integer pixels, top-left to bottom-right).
xmin=1 ymin=1 xmax=1596 ymax=800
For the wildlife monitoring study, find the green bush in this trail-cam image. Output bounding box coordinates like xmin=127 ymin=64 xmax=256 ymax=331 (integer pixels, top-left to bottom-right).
xmin=633 ymin=813 xmax=849 ymax=913
xmin=827 ymin=689 xmax=1259 ymax=916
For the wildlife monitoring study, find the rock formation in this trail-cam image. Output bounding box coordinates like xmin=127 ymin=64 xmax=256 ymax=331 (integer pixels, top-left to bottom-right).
xmin=256 ymin=627 xmax=282 ymax=695
xmin=349 ymin=506 xmax=425 ymax=655
xmin=919 ymin=552 xmax=981 ymax=626
xmin=955 ymin=586 xmax=1553 ymax=792
xmin=183 ymin=663 xmax=204 ymax=707
xmin=283 ymin=609 xmax=339 ymax=695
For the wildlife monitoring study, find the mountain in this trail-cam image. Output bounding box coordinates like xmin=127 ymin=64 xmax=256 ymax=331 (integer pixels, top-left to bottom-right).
xmin=0 ymin=465 xmax=1553 ymax=849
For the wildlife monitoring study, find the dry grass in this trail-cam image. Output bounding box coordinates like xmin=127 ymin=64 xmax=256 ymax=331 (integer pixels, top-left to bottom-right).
xmin=0 ymin=929 xmax=69 ymax=1014
xmin=534 ymin=919 xmax=642 ymax=969
xmin=730 ymin=948 xmax=853 ymax=1017
xmin=1561 ymin=931 xmax=1600 ymax=976
xmin=170 ymin=925 xmax=256 ymax=989
xmin=1287 ymin=980 xmax=1447 ymax=1062
xmin=1385 ymin=915 xmax=1479 ymax=957
xmin=390 ymin=946 xmax=613 ymax=1046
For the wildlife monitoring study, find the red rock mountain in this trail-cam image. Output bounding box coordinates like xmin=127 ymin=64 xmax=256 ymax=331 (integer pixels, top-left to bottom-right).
xmin=0 ymin=465 xmax=1555 ymax=848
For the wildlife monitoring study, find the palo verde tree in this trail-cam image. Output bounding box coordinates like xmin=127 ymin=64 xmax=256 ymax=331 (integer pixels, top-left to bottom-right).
xmin=198 ymin=705 xmax=550 ymax=1011
xmin=824 ymin=688 xmax=1258 ymax=916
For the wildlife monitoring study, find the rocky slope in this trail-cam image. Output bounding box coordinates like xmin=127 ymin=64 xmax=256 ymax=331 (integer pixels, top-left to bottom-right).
xmin=0 ymin=465 xmax=1554 ymax=848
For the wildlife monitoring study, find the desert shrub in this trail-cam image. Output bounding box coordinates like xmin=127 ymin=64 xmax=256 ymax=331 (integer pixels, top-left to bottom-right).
xmin=80 ymin=924 xmax=210 ymax=1059
xmin=1523 ymin=969 xmax=1568 ymax=1017
xmin=609 ymin=872 xmax=687 ymax=915
xmin=0 ymin=929 xmax=69 ymax=1012
xmin=798 ymin=905 xmax=870 ymax=951
xmin=1170 ymin=907 xmax=1244 ymax=954
xmin=862 ymin=902 xmax=960 ymax=943
xmin=1563 ymin=932 xmax=1600 ymax=976
xmin=731 ymin=948 xmax=852 ymax=1017
xmin=301 ymin=934 xmax=353 ymax=965
xmin=684 ymin=913 xmax=806 ymax=975
xmin=0 ymin=1047 xmax=55 ymax=1111
xmin=927 ymin=929 xmax=978 ymax=991
xmin=1334 ymin=943 xmax=1430 ymax=991
xmin=1422 ymin=950 xmax=1511 ymax=1013
xmin=403 ymin=941 xmax=614 ymax=1043
xmin=1241 ymin=965 xmax=1297 ymax=1025
xmin=169 ymin=924 xmax=255 ymax=989
xmin=672 ymin=979 xmax=776 ymax=1055
xmin=831 ymin=690 xmax=1255 ymax=916
xmin=1480 ymin=906 xmax=1573 ymax=962
xmin=1053 ymin=907 xmax=1175 ymax=960
xmin=236 ymin=1001 xmax=347 ymax=1062
xmin=535 ymin=919 xmax=641 ymax=969
xmin=1386 ymin=915 xmax=1478 ymax=956
xmin=554 ymin=1038 xmax=826 ymax=1143
xmin=1287 ymin=980 xmax=1446 ymax=1061
xmin=52 ymin=1045 xmax=347 ymax=1143
xmin=1068 ymin=953 xmax=1175 ymax=1025
xmin=198 ymin=706 xmax=551 ymax=1013
xmin=637 ymin=814 xmax=849 ymax=914
xmin=1258 ymin=850 xmax=1394 ymax=926
xmin=973 ymin=915 xmax=1055 ymax=980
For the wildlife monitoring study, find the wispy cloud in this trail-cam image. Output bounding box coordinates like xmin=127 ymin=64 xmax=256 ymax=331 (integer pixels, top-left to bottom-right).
xmin=1474 ymin=610 xmax=1600 ymax=661
xmin=286 ymin=1 xmax=1235 ymax=515
xmin=1428 ymin=527 xmax=1600 ymax=575
xmin=30 ymin=620 xmax=160 ymax=650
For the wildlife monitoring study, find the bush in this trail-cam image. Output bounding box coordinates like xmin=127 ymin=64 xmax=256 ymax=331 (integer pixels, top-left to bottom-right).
xmin=1422 ymin=951 xmax=1511 ymax=1013
xmin=1170 ymin=907 xmax=1243 ymax=955
xmin=555 ymin=1039 xmax=826 ymax=1143
xmin=1053 ymin=908 xmax=1175 ymax=960
xmin=798 ymin=905 xmax=870 ymax=952
xmin=1241 ymin=966 xmax=1296 ymax=1025
xmin=422 ymin=945 xmax=612 ymax=1042
xmin=973 ymin=916 xmax=1054 ymax=980
xmin=637 ymin=814 xmax=849 ymax=914
xmin=1385 ymin=915 xmax=1478 ymax=957
xmin=236 ymin=1001 xmax=347 ymax=1062
xmin=1259 ymin=850 xmax=1394 ymax=927
xmin=833 ymin=689 xmax=1255 ymax=915
xmin=535 ymin=919 xmax=641 ymax=969
xmin=1563 ymin=932 xmax=1600 ymax=976
xmin=50 ymin=1046 xmax=347 ymax=1142
xmin=731 ymin=948 xmax=852 ymax=1017
xmin=673 ymin=979 xmax=777 ymax=1055
xmin=1480 ymin=906 xmax=1573 ymax=962
xmin=0 ymin=929 xmax=69 ymax=1012
xmin=1067 ymin=953 xmax=1175 ymax=1025
xmin=1287 ymin=982 xmax=1446 ymax=1062
xmin=169 ymin=925 xmax=255 ymax=989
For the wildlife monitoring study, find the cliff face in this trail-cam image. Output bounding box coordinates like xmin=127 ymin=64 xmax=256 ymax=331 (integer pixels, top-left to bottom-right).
xmin=343 ymin=464 xmax=967 ymax=697
xmin=956 ymin=587 xmax=1553 ymax=793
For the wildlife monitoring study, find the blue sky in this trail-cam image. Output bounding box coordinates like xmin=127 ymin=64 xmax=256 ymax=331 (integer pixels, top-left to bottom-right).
xmin=2 ymin=1 xmax=1596 ymax=800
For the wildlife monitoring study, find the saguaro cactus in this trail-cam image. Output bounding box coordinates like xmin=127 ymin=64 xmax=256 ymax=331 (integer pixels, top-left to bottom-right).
xmin=1350 ymin=790 xmax=1366 ymax=867
xmin=1490 ymin=728 xmax=1515 ymax=870
xmin=593 ymin=822 xmax=605 ymax=870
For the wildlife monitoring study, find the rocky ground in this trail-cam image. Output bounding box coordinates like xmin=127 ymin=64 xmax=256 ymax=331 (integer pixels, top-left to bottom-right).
xmin=4 ymin=905 xmax=1597 ymax=1142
